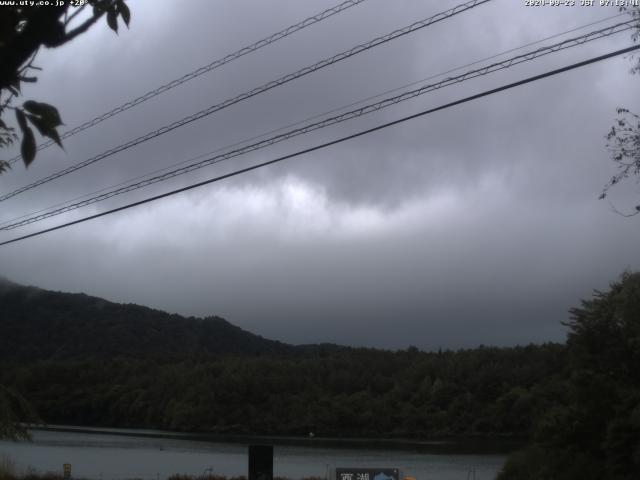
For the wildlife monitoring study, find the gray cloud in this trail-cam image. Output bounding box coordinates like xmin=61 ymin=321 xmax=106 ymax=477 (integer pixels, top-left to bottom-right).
xmin=1 ymin=0 xmax=638 ymax=350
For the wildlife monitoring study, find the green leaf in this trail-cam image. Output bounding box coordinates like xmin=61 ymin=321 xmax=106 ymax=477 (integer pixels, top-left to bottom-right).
xmin=47 ymin=127 xmax=63 ymax=149
xmin=15 ymin=109 xmax=28 ymax=133
xmin=23 ymin=101 xmax=63 ymax=127
xmin=93 ymin=1 xmax=109 ymax=15
xmin=107 ymin=8 xmax=118 ymax=33
xmin=118 ymin=0 xmax=130 ymax=27
xmin=26 ymin=114 xmax=63 ymax=148
xmin=21 ymin=127 xmax=36 ymax=168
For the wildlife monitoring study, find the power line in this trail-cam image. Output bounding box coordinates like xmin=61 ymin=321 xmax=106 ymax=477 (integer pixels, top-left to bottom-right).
xmin=310 ymin=12 xmax=629 ymax=119
xmin=1 ymin=13 xmax=625 ymax=230
xmin=0 ymin=0 xmax=491 ymax=203
xmin=6 ymin=0 xmax=369 ymax=165
xmin=1 ymin=44 xmax=637 ymax=248
xmin=1 ymin=19 xmax=633 ymax=232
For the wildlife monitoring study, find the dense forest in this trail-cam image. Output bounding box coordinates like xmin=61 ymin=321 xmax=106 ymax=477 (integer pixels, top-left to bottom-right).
xmin=0 ymin=277 xmax=563 ymax=437
xmin=498 ymin=271 xmax=640 ymax=479
xmin=0 ymin=345 xmax=565 ymax=438
xmin=0 ymin=278 xmax=291 ymax=359
xmin=1 ymin=273 xmax=639 ymax=478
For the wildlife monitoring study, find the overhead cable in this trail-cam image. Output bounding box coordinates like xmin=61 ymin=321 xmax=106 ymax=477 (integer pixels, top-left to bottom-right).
xmin=1 ymin=20 xmax=634 ymax=231
xmin=1 ymin=44 xmax=638 ymax=247
xmin=1 ymin=13 xmax=626 ymax=230
xmin=7 ymin=0 xmax=369 ymax=165
xmin=0 ymin=0 xmax=491 ymax=203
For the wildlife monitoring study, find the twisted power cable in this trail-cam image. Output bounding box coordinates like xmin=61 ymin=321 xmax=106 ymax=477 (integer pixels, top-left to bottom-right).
xmin=0 ymin=0 xmax=491 ymax=202
xmin=7 ymin=0 xmax=369 ymax=165
xmin=1 ymin=19 xmax=634 ymax=231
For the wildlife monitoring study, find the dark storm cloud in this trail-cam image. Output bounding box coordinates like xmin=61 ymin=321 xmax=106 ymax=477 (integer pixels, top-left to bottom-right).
xmin=0 ymin=0 xmax=638 ymax=349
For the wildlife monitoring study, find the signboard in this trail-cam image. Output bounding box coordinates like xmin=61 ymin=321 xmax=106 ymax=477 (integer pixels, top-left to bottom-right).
xmin=336 ymin=468 xmax=399 ymax=480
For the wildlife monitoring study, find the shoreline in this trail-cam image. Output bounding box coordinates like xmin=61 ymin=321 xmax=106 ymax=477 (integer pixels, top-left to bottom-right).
xmin=27 ymin=424 xmax=523 ymax=454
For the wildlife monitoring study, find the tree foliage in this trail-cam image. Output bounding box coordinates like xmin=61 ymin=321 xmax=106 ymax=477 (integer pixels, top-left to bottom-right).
xmin=0 ymin=346 xmax=566 ymax=439
xmin=0 ymin=0 xmax=130 ymax=439
xmin=600 ymin=7 xmax=640 ymax=215
xmin=498 ymin=272 xmax=640 ymax=479
xmin=0 ymin=385 xmax=39 ymax=440
xmin=0 ymin=0 xmax=130 ymax=172
xmin=0 ymin=279 xmax=566 ymax=440
xmin=0 ymin=280 xmax=292 ymax=360
xmin=3 ymin=274 xmax=640 ymax=474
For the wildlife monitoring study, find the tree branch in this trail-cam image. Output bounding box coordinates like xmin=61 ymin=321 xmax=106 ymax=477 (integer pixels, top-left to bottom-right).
xmin=51 ymin=10 xmax=105 ymax=47
xmin=0 ymin=6 xmax=67 ymax=90
xmin=64 ymin=5 xmax=87 ymax=26
xmin=608 ymin=201 xmax=640 ymax=217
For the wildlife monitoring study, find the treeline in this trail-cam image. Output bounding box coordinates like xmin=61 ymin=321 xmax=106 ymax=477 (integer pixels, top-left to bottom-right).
xmin=0 ymin=277 xmax=565 ymax=439
xmin=2 ymin=272 xmax=639 ymax=478
xmin=0 ymin=343 xmax=564 ymax=438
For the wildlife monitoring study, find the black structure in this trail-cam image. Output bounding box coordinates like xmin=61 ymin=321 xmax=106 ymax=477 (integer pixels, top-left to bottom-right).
xmin=248 ymin=445 xmax=273 ymax=480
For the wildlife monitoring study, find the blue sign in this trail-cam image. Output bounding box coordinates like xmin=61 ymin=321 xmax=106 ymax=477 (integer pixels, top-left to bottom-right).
xmin=336 ymin=468 xmax=399 ymax=480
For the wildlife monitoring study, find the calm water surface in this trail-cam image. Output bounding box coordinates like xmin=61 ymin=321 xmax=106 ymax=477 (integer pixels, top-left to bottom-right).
xmin=0 ymin=430 xmax=507 ymax=480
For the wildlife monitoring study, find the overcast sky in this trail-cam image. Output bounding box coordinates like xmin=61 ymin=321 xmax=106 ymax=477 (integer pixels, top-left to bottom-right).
xmin=1 ymin=0 xmax=639 ymax=350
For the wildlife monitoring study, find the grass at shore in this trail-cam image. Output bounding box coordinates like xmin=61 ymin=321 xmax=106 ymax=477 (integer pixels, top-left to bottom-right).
xmin=1 ymin=470 xmax=323 ymax=480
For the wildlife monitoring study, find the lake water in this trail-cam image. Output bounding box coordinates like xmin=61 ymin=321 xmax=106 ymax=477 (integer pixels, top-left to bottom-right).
xmin=0 ymin=429 xmax=508 ymax=480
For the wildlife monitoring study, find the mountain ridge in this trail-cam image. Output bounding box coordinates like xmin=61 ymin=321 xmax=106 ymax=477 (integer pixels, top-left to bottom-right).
xmin=0 ymin=278 xmax=294 ymax=360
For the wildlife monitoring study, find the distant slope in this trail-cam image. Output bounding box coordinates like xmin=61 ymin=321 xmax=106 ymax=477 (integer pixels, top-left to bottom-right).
xmin=0 ymin=277 xmax=570 ymax=440
xmin=0 ymin=279 xmax=292 ymax=360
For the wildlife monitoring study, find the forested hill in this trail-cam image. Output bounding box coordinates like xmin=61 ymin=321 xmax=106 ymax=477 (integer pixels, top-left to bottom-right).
xmin=0 ymin=277 xmax=568 ymax=440
xmin=2 ymin=274 xmax=639 ymax=479
xmin=0 ymin=278 xmax=292 ymax=360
